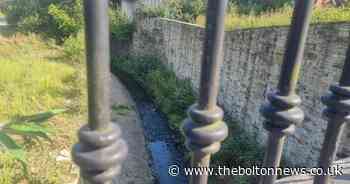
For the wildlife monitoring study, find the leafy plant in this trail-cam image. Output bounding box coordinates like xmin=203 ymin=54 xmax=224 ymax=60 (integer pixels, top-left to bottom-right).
xmin=0 ymin=109 xmax=66 ymax=166
xmin=140 ymin=0 xmax=206 ymax=23
xmin=109 ymin=8 xmax=135 ymax=40
xmin=4 ymin=0 xmax=83 ymax=42
xmin=62 ymin=31 xmax=85 ymax=62
xmin=47 ymin=3 xmax=83 ymax=41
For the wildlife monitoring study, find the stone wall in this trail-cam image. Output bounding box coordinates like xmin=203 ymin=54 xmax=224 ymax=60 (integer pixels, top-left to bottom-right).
xmin=130 ymin=17 xmax=350 ymax=167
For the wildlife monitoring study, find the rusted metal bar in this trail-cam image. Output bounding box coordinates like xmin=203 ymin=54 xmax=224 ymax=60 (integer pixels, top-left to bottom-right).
xmin=72 ymin=0 xmax=128 ymax=184
xmin=259 ymin=1 xmax=313 ymax=184
xmin=313 ymin=43 xmax=350 ymax=184
xmin=182 ymin=0 xmax=228 ymax=184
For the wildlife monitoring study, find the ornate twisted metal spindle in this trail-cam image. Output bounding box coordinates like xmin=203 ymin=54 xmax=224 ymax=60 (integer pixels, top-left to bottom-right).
xmin=182 ymin=0 xmax=228 ymax=184
xmin=72 ymin=0 xmax=128 ymax=183
xmin=259 ymin=1 xmax=313 ymax=184
xmin=313 ymin=43 xmax=350 ymax=184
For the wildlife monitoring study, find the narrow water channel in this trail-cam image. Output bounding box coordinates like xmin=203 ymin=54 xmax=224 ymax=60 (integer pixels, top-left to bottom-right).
xmin=116 ymin=73 xmax=188 ymax=184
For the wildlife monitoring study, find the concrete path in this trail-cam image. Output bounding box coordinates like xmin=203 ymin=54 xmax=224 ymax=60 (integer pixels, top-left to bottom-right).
xmin=110 ymin=74 xmax=154 ymax=184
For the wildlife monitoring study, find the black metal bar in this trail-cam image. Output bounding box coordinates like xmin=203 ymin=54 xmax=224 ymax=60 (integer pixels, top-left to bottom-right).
xmin=72 ymin=0 xmax=128 ymax=184
xmin=259 ymin=1 xmax=313 ymax=184
xmin=182 ymin=0 xmax=228 ymax=184
xmin=313 ymin=43 xmax=350 ymax=184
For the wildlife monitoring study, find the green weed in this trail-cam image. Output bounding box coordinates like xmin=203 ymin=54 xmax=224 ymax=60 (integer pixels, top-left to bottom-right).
xmin=109 ymin=8 xmax=135 ymax=40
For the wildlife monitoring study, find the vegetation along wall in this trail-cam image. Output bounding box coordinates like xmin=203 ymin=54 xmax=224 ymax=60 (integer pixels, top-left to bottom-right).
xmin=130 ymin=17 xmax=350 ymax=167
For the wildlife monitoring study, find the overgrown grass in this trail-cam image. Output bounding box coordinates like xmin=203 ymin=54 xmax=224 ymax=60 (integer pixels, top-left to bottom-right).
xmin=111 ymin=56 xmax=264 ymax=184
xmin=0 ymin=34 xmax=87 ymax=184
xmin=196 ymin=6 xmax=350 ymax=30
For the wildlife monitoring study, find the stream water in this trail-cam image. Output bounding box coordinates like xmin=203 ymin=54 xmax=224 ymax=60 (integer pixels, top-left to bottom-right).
xmin=116 ymin=74 xmax=188 ymax=184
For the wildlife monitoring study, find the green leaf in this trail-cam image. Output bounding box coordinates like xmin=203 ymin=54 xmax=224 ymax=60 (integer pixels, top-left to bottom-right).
xmin=0 ymin=132 xmax=22 ymax=150
xmin=15 ymin=109 xmax=67 ymax=124
xmin=0 ymin=109 xmax=64 ymax=145
xmin=0 ymin=132 xmax=27 ymax=170
xmin=7 ymin=149 xmax=28 ymax=173
xmin=8 ymin=149 xmax=26 ymax=163
xmin=3 ymin=123 xmax=52 ymax=141
xmin=6 ymin=122 xmax=50 ymax=134
xmin=21 ymin=122 xmax=51 ymax=133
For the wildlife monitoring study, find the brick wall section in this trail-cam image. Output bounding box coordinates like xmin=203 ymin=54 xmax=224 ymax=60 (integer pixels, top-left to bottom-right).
xmin=130 ymin=17 xmax=350 ymax=167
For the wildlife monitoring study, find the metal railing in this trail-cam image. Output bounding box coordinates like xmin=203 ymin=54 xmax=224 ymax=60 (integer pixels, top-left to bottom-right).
xmin=71 ymin=0 xmax=350 ymax=184
xmin=259 ymin=0 xmax=313 ymax=183
xmin=313 ymin=35 xmax=350 ymax=184
xmin=182 ymin=0 xmax=228 ymax=184
xmin=72 ymin=0 xmax=128 ymax=184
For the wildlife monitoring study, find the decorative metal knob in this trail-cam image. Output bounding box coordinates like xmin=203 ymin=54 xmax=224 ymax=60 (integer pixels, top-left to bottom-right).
xmin=261 ymin=92 xmax=304 ymax=134
xmin=314 ymin=48 xmax=350 ymax=184
xmin=182 ymin=104 xmax=228 ymax=156
xmin=72 ymin=124 xmax=128 ymax=184
xmin=322 ymin=85 xmax=350 ymax=120
xmin=258 ymin=92 xmax=304 ymax=184
xmin=258 ymin=1 xmax=312 ymax=183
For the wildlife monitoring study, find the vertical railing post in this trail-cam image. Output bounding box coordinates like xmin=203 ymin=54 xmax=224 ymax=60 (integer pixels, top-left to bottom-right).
xmin=72 ymin=0 xmax=128 ymax=184
xmin=313 ymin=42 xmax=350 ymax=184
xmin=182 ymin=0 xmax=228 ymax=184
xmin=259 ymin=1 xmax=313 ymax=184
